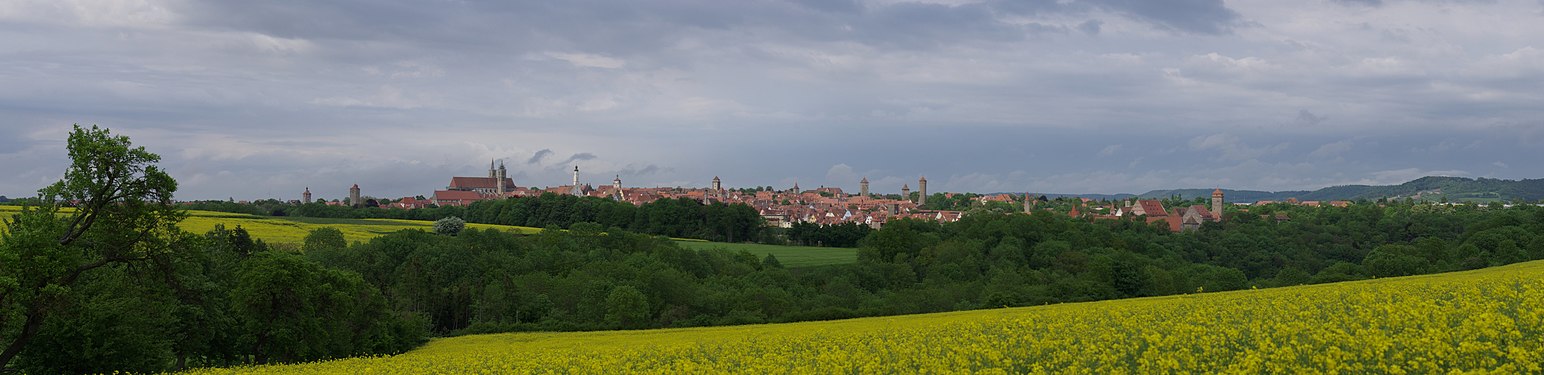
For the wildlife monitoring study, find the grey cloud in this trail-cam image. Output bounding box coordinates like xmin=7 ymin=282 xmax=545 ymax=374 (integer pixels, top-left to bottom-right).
xmin=527 ymin=149 xmax=554 ymax=165
xmin=619 ymin=164 xmax=670 ymax=177
xmin=1078 ymin=19 xmax=1104 ymax=35
xmin=1310 ymin=140 xmax=1354 ymax=160
xmin=1085 ymin=0 xmax=1242 ymax=35
xmin=1334 ymin=0 xmax=1384 ymax=6
xmin=3 ymin=1 xmax=1543 ymax=199
xmin=1296 ymin=110 xmax=1329 ymax=126
xmin=558 ymin=153 xmax=597 ymax=166
xmin=787 ymin=0 xmax=862 ymax=14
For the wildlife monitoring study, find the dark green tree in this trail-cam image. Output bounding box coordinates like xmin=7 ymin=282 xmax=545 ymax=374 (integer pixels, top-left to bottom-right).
xmin=604 ymin=286 xmax=650 ymax=329
xmin=0 ymin=125 xmax=181 ymax=368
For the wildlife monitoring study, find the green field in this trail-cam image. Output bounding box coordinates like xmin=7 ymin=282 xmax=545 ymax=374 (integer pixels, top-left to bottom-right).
xmin=183 ymin=259 xmax=1544 ymax=374
xmin=178 ymin=210 xmax=544 ymax=245
xmin=675 ymin=241 xmax=858 ymax=267
xmin=3 ymin=205 xmax=857 ymax=266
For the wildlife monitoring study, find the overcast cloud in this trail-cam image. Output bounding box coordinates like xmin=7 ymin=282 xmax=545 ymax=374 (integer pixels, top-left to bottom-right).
xmin=2 ymin=0 xmax=1542 ymax=200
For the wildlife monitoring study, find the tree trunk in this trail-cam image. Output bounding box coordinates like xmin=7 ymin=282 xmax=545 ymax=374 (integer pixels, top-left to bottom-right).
xmin=0 ymin=305 xmax=47 ymax=369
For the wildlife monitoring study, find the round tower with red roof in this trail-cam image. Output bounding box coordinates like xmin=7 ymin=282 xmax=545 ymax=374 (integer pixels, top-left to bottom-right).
xmin=1211 ymin=188 xmax=1224 ymax=221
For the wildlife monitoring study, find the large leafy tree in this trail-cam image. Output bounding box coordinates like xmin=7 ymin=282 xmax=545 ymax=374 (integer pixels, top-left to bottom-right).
xmin=0 ymin=124 xmax=181 ymax=368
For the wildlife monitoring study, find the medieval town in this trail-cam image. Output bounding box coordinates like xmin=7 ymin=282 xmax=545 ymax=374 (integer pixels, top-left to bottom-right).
xmin=303 ymin=161 xmax=1352 ymax=233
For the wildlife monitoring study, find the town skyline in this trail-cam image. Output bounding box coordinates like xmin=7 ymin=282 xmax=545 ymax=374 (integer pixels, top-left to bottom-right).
xmin=3 ymin=1 xmax=1542 ymax=200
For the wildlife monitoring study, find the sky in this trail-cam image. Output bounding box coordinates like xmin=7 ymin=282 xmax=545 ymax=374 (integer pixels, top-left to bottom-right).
xmin=2 ymin=0 xmax=1542 ymax=201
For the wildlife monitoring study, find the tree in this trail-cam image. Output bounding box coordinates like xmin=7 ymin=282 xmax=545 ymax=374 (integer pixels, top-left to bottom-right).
xmin=434 ymin=216 xmax=467 ymax=236
xmin=0 ymin=125 xmax=181 ymax=368
xmin=303 ymin=227 xmax=347 ymax=253
xmin=604 ymin=286 xmax=650 ymax=329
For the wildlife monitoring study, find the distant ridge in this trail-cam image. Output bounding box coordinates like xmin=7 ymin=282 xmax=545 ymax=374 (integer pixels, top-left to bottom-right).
xmin=1135 ymin=176 xmax=1544 ymax=203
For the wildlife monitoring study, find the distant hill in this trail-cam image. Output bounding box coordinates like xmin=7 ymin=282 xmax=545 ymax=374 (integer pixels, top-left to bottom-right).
xmin=1136 ymin=189 xmax=1311 ymax=202
xmin=1134 ymin=176 xmax=1544 ymax=203
xmin=1040 ymin=193 xmax=1135 ymax=201
xmin=0 ymin=195 xmax=8 ymax=203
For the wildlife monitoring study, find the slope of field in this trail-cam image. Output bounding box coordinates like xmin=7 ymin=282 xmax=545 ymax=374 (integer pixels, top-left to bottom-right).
xmin=674 ymin=241 xmax=857 ymax=267
xmin=0 ymin=206 xmax=543 ymax=244
xmin=184 ymin=260 xmax=1544 ymax=374
xmin=177 ymin=210 xmax=544 ymax=245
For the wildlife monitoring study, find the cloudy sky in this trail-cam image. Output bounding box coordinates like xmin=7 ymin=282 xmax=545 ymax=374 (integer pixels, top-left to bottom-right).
xmin=2 ymin=0 xmax=1542 ymax=200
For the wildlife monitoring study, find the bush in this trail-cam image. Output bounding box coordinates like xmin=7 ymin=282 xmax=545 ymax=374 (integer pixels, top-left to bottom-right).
xmin=434 ymin=216 xmax=467 ymax=236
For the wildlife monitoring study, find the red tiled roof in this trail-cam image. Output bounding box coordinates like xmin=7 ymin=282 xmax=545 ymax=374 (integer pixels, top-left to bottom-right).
xmin=434 ymin=190 xmax=484 ymax=200
xmin=1137 ymin=200 xmax=1168 ymax=217
xmin=1188 ymin=205 xmax=1213 ymax=220
xmin=449 ymin=177 xmax=516 ymax=190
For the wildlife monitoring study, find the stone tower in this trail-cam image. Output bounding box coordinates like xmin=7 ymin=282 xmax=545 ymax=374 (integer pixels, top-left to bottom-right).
xmin=712 ymin=176 xmax=722 ymax=191
xmin=570 ymin=166 xmax=582 ymax=196
xmin=860 ymin=177 xmax=869 ymax=198
xmin=349 ymin=184 xmax=361 ymax=207
xmin=488 ymin=159 xmax=496 ymax=178
xmin=302 ymin=187 xmax=311 ymax=204
xmin=496 ymin=161 xmax=507 ymax=194
xmin=792 ymin=182 xmax=800 ymax=194
xmin=918 ymin=176 xmax=928 ymax=206
xmin=902 ymin=184 xmax=911 ymax=202
xmin=1211 ymin=188 xmax=1225 ymax=221
xmin=1023 ymin=193 xmax=1032 ymax=214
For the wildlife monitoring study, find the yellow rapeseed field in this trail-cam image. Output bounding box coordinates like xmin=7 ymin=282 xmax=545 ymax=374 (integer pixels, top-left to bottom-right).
xmin=1 ymin=206 xmax=541 ymax=245
xmin=183 ymin=260 xmax=1544 ymax=374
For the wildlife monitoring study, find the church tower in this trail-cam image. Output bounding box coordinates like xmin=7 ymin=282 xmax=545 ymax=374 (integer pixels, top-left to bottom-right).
xmin=1024 ymin=193 xmax=1032 ymax=214
xmin=488 ymin=159 xmax=496 ymax=178
xmin=860 ymin=177 xmax=869 ymax=198
xmin=302 ymin=187 xmax=311 ymax=204
xmin=918 ymin=176 xmax=928 ymax=206
xmin=612 ymin=175 xmax=623 ymax=200
xmin=1211 ymin=188 xmax=1225 ymax=221
xmin=792 ymin=182 xmax=800 ymax=194
xmin=570 ymin=166 xmax=582 ymax=196
xmin=902 ymin=184 xmax=911 ymax=202
xmin=712 ymin=176 xmax=722 ymax=191
xmin=349 ymin=184 xmax=361 ymax=207
xmin=496 ymin=161 xmax=507 ymax=194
